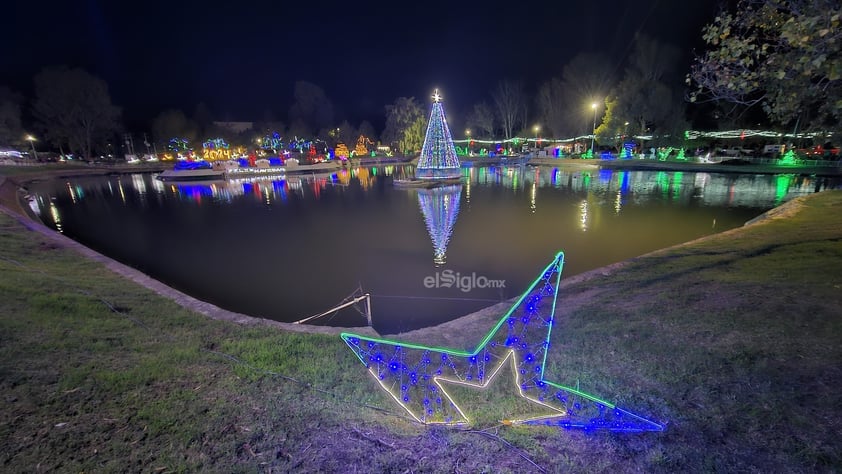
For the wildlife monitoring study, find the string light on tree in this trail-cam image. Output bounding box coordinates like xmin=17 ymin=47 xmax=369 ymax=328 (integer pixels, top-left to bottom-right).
xmin=417 ymin=185 xmax=462 ymax=265
xmin=415 ymin=89 xmax=461 ymax=180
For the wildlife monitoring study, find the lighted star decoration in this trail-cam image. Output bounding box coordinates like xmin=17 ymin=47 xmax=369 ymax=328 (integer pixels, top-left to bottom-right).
xmin=341 ymin=252 xmax=665 ymax=432
xmin=432 ymin=89 xmax=442 ymax=103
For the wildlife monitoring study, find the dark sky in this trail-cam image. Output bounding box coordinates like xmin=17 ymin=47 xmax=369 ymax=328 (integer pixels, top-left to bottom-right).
xmin=3 ymin=0 xmax=724 ymax=131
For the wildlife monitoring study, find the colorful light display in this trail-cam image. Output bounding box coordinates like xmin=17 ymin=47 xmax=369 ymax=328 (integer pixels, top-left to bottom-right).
xmin=167 ymin=137 xmax=189 ymax=152
xmin=202 ymin=138 xmax=231 ymax=161
xmin=416 ymin=90 xmax=461 ymax=180
xmin=260 ymin=132 xmax=284 ymax=151
xmin=353 ymin=135 xmax=373 ymax=157
xmin=417 ymin=184 xmax=462 ymax=265
xmin=657 ymin=147 xmax=674 ymax=161
xmin=341 ymin=253 xmax=665 ymax=432
xmin=335 ymin=143 xmax=350 ymax=159
xmin=779 ymin=150 xmax=799 ymax=166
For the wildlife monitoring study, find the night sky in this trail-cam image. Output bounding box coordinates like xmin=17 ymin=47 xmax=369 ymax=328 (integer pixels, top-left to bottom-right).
xmin=3 ymin=0 xmax=724 ymax=131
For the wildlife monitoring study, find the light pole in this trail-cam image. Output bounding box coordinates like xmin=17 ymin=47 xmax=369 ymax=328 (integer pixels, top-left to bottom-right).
xmin=533 ymin=125 xmax=540 ymax=152
xmin=25 ymin=135 xmax=38 ymax=161
xmin=465 ymin=129 xmax=471 ymax=155
xmin=623 ymin=122 xmax=630 ymax=157
xmin=590 ymin=103 xmax=597 ymax=154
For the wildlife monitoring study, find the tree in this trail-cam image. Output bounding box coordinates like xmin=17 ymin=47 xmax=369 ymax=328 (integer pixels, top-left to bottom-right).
xmin=597 ymin=36 xmax=683 ymax=144
xmin=32 ymin=67 xmax=121 ymax=160
xmin=465 ymin=101 xmax=495 ymax=138
xmin=151 ymin=109 xmax=198 ymax=146
xmin=0 ymin=86 xmax=24 ymax=147
xmin=192 ymin=102 xmax=214 ymax=140
xmin=492 ymin=80 xmax=526 ymax=139
xmin=335 ymin=120 xmax=356 ymax=148
xmin=382 ymin=97 xmax=425 ymax=155
xmin=287 ymin=118 xmax=312 ymax=141
xmin=555 ymin=53 xmax=616 ymax=137
xmin=688 ymin=0 xmax=842 ymax=129
xmin=536 ymin=79 xmax=565 ymax=138
xmin=358 ymin=120 xmax=376 ymax=142
xmin=288 ymin=81 xmax=334 ymax=135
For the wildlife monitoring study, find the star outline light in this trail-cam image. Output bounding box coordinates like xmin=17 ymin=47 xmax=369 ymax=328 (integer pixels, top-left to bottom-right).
xmin=341 ymin=252 xmax=665 ymax=432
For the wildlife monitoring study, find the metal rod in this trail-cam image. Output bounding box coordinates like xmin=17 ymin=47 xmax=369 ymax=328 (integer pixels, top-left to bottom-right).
xmin=293 ymin=293 xmax=371 ymax=325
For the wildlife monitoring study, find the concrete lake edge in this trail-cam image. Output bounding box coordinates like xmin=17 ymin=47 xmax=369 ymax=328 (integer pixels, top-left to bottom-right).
xmin=0 ymin=162 xmax=825 ymax=344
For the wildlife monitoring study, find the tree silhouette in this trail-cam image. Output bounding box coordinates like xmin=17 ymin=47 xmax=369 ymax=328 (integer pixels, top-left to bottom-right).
xmin=557 ymin=53 xmax=615 ymax=137
xmin=599 ymin=36 xmax=684 ymax=142
xmin=151 ymin=109 xmax=198 ymax=147
xmin=32 ymin=67 xmax=121 ymax=160
xmin=492 ymin=80 xmax=526 ymax=140
xmin=0 ymin=86 xmax=24 ymax=148
xmin=465 ymin=101 xmax=495 ymax=139
xmin=288 ymin=81 xmax=334 ymax=137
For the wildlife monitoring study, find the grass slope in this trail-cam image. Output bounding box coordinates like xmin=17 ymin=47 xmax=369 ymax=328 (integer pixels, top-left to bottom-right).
xmin=1 ymin=185 xmax=840 ymax=472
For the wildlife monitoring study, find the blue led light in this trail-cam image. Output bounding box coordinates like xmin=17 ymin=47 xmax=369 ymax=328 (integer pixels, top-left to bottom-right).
xmin=416 ymin=90 xmax=461 ymax=180
xmin=341 ymin=252 xmax=664 ymax=432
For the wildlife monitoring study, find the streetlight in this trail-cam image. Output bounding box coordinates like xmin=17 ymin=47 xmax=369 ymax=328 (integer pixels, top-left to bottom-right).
xmin=533 ymin=125 xmax=540 ymax=151
xmin=590 ymin=103 xmax=598 ymax=154
xmin=465 ymin=129 xmax=472 ymax=155
xmin=623 ymin=122 xmax=630 ymax=157
xmin=25 ymin=135 xmax=38 ymax=161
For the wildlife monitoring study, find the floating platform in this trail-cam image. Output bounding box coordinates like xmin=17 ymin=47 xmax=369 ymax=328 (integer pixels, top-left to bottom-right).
xmin=394 ymin=177 xmax=462 ymax=188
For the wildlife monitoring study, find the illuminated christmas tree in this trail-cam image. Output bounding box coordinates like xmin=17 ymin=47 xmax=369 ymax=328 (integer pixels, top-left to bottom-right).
xmin=416 ymin=90 xmax=461 ymax=179
xmin=418 ymin=184 xmax=462 ymax=265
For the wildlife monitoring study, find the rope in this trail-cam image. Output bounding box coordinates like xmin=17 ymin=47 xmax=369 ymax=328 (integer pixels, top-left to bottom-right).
xmin=371 ymin=293 xmax=501 ymax=303
xmin=3 ymin=231 xmax=554 ymax=469
xmin=292 ymin=286 xmax=369 ymax=324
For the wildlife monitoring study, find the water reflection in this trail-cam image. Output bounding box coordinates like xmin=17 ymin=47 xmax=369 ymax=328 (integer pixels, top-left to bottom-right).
xmin=30 ymin=166 xmax=837 ymax=214
xmin=417 ymin=185 xmax=462 ymax=266
xmin=24 ymin=164 xmax=840 ymax=334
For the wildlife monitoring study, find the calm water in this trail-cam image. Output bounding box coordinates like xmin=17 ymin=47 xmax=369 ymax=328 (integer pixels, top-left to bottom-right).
xmin=26 ymin=165 xmax=838 ymax=334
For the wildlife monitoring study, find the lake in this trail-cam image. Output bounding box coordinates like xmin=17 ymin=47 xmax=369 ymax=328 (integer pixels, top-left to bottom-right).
xmin=25 ymin=165 xmax=838 ymax=334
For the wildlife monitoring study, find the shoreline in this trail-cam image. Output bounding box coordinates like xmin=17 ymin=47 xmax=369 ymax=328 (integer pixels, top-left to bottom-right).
xmin=0 ymin=163 xmax=823 ymax=342
xmin=528 ymin=156 xmax=842 ymax=176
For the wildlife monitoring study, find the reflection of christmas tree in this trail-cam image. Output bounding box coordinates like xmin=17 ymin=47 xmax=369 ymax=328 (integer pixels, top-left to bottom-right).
xmin=416 ymin=90 xmax=461 ymax=179
xmin=417 ymin=185 xmax=462 ymax=265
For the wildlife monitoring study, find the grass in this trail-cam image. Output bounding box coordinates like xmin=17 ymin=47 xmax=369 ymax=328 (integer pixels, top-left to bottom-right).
xmin=1 ymin=169 xmax=841 ymax=471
